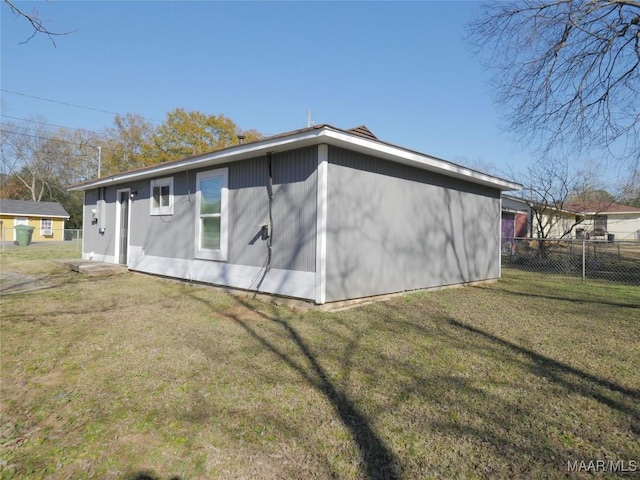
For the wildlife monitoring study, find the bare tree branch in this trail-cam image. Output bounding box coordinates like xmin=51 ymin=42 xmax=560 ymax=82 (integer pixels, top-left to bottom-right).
xmin=469 ymin=0 xmax=640 ymax=169
xmin=1 ymin=120 xmax=94 ymax=201
xmin=3 ymin=0 xmax=76 ymax=47
xmin=513 ymin=157 xmax=617 ymax=243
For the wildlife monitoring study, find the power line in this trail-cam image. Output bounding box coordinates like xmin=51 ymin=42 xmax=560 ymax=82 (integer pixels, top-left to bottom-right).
xmin=1 ymin=114 xmax=106 ymax=137
xmin=0 ymin=128 xmax=115 ymax=152
xmin=1 ymin=89 xmax=122 ymax=116
xmin=0 ymin=89 xmax=163 ymax=124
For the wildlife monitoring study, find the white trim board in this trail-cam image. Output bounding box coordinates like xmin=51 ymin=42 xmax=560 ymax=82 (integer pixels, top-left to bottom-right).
xmin=194 ymin=168 xmax=229 ymax=261
xmin=315 ymin=144 xmax=328 ymax=304
xmin=128 ymin=246 xmax=316 ymax=301
xmin=115 ymin=188 xmax=131 ymax=266
xmin=81 ymin=192 xmax=86 ymax=257
xmin=5 ymin=214 xmax=69 ymax=219
xmin=498 ymin=196 xmax=503 ymax=278
xmin=83 ymin=252 xmax=117 ymax=263
xmin=70 ymin=126 xmax=521 ymax=193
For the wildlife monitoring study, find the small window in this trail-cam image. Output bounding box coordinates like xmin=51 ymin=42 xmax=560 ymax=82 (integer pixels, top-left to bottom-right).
xmin=594 ymin=215 xmax=607 ymax=233
xmin=195 ymin=168 xmax=228 ymax=261
xmin=150 ymin=177 xmax=174 ymax=215
xmin=40 ymin=218 xmax=53 ymax=236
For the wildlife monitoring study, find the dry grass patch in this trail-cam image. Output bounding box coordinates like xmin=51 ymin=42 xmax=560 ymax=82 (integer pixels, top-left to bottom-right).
xmin=1 ymin=244 xmax=638 ymax=479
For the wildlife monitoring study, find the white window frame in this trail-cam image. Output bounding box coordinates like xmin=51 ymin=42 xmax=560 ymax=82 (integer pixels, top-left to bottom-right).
xmin=195 ymin=168 xmax=228 ymax=261
xmin=593 ymin=214 xmax=607 ymax=233
xmin=150 ymin=177 xmax=174 ymax=216
xmin=115 ymin=188 xmax=132 ymax=266
xmin=40 ymin=218 xmax=53 ymax=236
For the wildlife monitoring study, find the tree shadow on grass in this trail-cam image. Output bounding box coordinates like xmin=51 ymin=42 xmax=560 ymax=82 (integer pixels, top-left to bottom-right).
xmin=186 ymin=291 xmax=402 ymax=480
xmin=373 ymin=298 xmax=639 ymax=421
xmin=359 ymin=300 xmax=640 ymax=474
xmin=179 ymin=289 xmax=639 ymax=477
xmin=123 ymin=472 xmax=181 ymax=480
xmin=226 ymin=299 xmax=402 ymax=480
xmin=475 ymin=282 xmax=640 ymax=309
xmin=445 ymin=317 xmax=640 ymax=421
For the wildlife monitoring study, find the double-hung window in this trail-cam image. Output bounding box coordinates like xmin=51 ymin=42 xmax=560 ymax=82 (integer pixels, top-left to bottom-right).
xmin=195 ymin=168 xmax=228 ymax=261
xmin=594 ymin=215 xmax=607 ymax=233
xmin=40 ymin=218 xmax=53 ymax=236
xmin=150 ymin=177 xmax=174 ymax=215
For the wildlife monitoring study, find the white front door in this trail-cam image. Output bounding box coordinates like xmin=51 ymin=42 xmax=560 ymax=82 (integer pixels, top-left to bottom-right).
xmin=115 ymin=189 xmax=131 ymax=265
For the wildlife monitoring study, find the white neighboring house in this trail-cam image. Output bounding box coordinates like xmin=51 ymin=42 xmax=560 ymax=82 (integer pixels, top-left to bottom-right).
xmin=534 ymin=202 xmax=640 ymax=241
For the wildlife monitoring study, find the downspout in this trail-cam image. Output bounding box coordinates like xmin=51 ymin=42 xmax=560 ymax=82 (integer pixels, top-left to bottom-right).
xmin=98 ymin=187 xmax=106 ymax=234
xmin=498 ymin=194 xmax=502 ymax=278
xmin=265 ymin=152 xmax=274 ymax=272
xmin=253 ymin=153 xmax=274 ymax=294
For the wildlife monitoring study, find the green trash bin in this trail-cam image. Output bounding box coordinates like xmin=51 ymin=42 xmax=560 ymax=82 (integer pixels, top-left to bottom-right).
xmin=15 ymin=224 xmax=35 ymax=246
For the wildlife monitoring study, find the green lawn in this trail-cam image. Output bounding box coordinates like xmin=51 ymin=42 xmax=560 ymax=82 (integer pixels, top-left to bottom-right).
xmin=1 ymin=245 xmax=639 ymax=479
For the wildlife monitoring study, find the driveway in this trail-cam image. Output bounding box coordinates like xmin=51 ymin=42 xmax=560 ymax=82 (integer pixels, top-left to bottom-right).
xmin=0 ymin=270 xmax=67 ymax=295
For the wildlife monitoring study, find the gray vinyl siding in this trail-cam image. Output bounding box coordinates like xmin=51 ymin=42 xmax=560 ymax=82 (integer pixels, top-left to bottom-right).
xmin=269 ymin=147 xmax=317 ymax=272
xmin=129 ymin=174 xmax=193 ymax=258
xmin=224 ymin=148 xmax=317 ymax=271
xmin=226 ymin=157 xmax=270 ymax=267
xmin=83 ymin=190 xmax=99 ymax=253
xmin=84 ymin=148 xmax=317 ymax=273
xmin=83 ymin=187 xmax=118 ymax=257
xmin=325 ymin=146 xmax=500 ymax=302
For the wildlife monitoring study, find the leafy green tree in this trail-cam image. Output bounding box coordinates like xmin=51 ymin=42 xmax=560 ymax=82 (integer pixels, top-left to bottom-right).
xmin=149 ymin=108 xmax=261 ymax=164
xmin=104 ymin=109 xmax=263 ymax=170
xmin=103 ymin=113 xmax=155 ymax=175
xmin=55 ymin=190 xmax=84 ymax=229
xmin=569 ymin=190 xmax=616 ymax=205
xmin=238 ymin=128 xmax=263 ymax=144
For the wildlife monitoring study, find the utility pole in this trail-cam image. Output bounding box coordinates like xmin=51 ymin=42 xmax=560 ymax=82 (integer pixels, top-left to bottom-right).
xmin=97 ymin=145 xmax=102 ymax=178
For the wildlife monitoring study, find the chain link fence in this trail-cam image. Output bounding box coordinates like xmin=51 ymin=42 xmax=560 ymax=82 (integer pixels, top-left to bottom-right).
xmin=0 ymin=228 xmax=83 ymax=252
xmin=501 ymin=238 xmax=640 ymax=286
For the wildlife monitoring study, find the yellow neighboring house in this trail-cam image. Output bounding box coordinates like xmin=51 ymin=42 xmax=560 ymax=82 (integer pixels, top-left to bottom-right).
xmin=0 ymin=199 xmax=70 ymax=242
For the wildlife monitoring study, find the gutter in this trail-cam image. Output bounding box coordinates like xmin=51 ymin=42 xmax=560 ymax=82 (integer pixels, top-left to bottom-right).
xmin=68 ymin=125 xmax=521 ymax=192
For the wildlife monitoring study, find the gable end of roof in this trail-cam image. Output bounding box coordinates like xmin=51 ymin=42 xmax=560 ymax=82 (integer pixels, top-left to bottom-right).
xmin=347 ymin=125 xmax=378 ymax=140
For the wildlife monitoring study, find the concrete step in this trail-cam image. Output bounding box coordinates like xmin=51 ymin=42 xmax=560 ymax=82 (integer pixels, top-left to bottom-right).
xmin=56 ymin=260 xmax=129 ymax=276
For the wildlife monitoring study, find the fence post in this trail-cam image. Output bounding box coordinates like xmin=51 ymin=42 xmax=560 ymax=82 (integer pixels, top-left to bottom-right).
xmin=582 ymin=239 xmax=586 ymax=283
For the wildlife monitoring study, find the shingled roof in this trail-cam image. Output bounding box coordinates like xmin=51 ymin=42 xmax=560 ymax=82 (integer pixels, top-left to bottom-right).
xmin=68 ymin=124 xmax=521 ymax=192
xmin=0 ymin=199 xmax=70 ymax=218
xmin=347 ymin=125 xmax=378 ymax=140
xmin=564 ymin=202 xmax=640 ymax=215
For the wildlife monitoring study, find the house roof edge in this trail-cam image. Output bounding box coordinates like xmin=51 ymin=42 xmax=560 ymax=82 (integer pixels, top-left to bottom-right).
xmin=68 ymin=124 xmax=522 ymax=192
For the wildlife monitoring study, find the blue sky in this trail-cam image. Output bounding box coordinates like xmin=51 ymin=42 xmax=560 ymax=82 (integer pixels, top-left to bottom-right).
xmin=2 ymin=1 xmax=532 ymax=178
